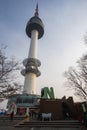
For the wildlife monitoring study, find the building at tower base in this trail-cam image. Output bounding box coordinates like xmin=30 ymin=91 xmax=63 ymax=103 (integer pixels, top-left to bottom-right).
xmin=7 ymin=93 xmax=40 ymax=115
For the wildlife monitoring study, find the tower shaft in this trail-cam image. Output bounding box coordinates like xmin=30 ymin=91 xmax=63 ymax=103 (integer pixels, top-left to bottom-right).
xmin=28 ymin=30 xmax=38 ymax=58
xmin=24 ymin=73 xmax=36 ymax=94
xmin=24 ymin=30 xmax=38 ymax=94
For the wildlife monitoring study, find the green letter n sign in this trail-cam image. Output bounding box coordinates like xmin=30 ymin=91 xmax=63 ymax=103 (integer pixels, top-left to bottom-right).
xmin=42 ymin=87 xmax=55 ymax=99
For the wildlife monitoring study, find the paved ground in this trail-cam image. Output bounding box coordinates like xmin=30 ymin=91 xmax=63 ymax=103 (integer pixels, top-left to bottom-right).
xmin=0 ymin=118 xmax=87 ymax=130
xmin=32 ymin=128 xmax=86 ymax=130
xmin=0 ymin=126 xmax=86 ymax=130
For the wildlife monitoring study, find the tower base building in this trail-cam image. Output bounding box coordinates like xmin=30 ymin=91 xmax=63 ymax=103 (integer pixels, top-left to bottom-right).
xmin=7 ymin=93 xmax=40 ymax=115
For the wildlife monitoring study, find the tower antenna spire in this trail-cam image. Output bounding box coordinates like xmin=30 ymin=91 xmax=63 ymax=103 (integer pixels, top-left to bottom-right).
xmin=34 ymin=3 xmax=39 ymax=17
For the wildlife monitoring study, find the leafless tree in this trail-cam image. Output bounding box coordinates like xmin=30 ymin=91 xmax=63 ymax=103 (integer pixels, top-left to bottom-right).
xmin=0 ymin=45 xmax=23 ymax=101
xmin=64 ymin=54 xmax=87 ymax=101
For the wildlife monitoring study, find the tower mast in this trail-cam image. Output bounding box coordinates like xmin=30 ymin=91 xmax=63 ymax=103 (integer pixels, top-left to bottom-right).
xmin=21 ymin=4 xmax=44 ymax=94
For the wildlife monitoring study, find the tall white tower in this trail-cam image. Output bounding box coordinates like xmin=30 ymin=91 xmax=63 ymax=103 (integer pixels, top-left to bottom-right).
xmin=21 ymin=4 xmax=44 ymax=94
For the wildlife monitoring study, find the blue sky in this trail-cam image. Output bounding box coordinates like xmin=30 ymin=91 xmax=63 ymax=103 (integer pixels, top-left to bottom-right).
xmin=0 ymin=0 xmax=87 ymax=108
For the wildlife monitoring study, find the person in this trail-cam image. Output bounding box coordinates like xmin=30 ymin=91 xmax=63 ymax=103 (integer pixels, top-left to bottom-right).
xmin=25 ymin=107 xmax=30 ymax=121
xmin=82 ymin=103 xmax=87 ymax=127
xmin=9 ymin=102 xmax=17 ymax=121
xmin=62 ymin=96 xmax=70 ymax=119
xmin=26 ymin=107 xmax=29 ymax=116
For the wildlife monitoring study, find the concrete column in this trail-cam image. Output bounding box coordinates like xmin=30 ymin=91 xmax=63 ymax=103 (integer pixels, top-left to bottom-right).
xmin=23 ymin=30 xmax=38 ymax=94
xmin=28 ymin=30 xmax=38 ymax=58
xmin=24 ymin=73 xmax=36 ymax=94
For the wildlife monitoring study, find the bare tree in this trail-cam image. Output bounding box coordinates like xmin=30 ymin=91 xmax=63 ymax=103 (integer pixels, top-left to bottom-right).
xmin=64 ymin=54 xmax=87 ymax=101
xmin=0 ymin=45 xmax=23 ymax=101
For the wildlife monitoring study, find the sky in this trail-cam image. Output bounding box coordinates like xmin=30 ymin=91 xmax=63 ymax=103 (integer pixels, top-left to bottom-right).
xmin=0 ymin=0 xmax=87 ymax=108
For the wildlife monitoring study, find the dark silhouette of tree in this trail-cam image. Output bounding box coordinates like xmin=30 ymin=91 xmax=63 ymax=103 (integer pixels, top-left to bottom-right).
xmin=64 ymin=54 xmax=87 ymax=100
xmin=0 ymin=45 xmax=23 ymax=101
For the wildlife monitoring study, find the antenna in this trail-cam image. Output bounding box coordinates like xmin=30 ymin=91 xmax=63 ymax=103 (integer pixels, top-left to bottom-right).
xmin=34 ymin=3 xmax=39 ymax=17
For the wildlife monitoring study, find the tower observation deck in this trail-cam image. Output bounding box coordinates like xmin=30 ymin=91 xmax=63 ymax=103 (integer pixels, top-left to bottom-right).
xmin=21 ymin=4 xmax=44 ymax=94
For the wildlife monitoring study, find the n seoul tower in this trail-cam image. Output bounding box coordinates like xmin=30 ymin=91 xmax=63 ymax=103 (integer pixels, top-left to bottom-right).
xmin=21 ymin=4 xmax=44 ymax=94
